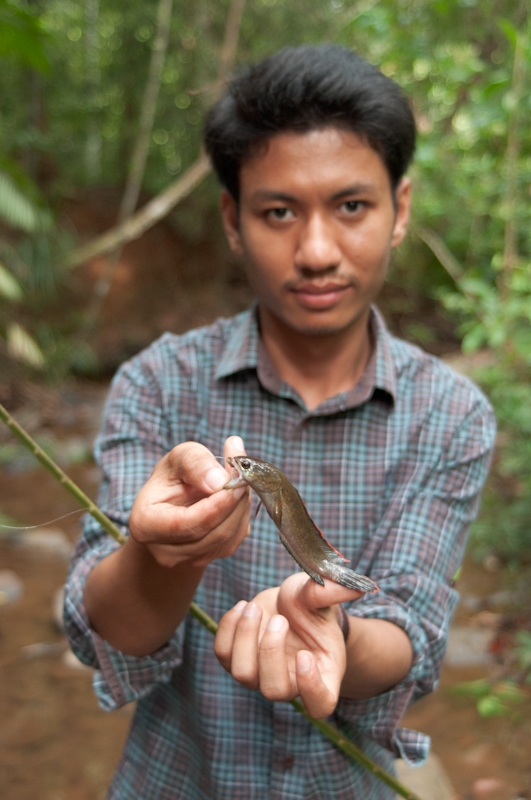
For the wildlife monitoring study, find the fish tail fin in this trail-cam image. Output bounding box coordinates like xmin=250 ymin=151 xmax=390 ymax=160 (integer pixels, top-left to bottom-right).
xmin=334 ymin=567 xmax=379 ymax=594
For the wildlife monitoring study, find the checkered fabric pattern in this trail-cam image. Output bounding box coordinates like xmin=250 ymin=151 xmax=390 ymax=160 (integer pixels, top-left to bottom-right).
xmin=64 ymin=306 xmax=496 ymax=799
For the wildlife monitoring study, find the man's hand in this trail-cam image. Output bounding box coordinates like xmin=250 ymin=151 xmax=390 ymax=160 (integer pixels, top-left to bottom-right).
xmin=129 ymin=436 xmax=251 ymax=569
xmin=214 ymin=573 xmax=363 ymax=719
xmin=84 ymin=436 xmax=251 ymax=656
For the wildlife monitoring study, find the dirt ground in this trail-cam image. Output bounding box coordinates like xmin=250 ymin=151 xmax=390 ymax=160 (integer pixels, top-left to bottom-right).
xmin=0 ymin=381 xmax=530 ymax=800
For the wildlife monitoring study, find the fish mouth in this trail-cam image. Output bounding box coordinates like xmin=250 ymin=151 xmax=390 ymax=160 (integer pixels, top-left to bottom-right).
xmin=223 ymin=456 xmax=248 ymax=489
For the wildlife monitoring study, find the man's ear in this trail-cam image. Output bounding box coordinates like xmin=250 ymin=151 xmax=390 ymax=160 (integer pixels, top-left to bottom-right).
xmin=391 ymin=177 xmax=411 ymax=248
xmin=220 ymin=189 xmax=244 ymax=257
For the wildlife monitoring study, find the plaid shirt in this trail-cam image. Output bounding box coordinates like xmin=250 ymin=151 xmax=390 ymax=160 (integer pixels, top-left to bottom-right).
xmin=64 ymin=306 xmax=495 ymax=800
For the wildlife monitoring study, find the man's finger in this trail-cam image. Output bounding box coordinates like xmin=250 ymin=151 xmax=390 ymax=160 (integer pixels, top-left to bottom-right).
xmin=229 ymin=602 xmax=262 ymax=689
xmin=214 ymin=600 xmax=247 ymax=671
xmin=134 ymin=489 xmax=246 ymax=545
xmin=258 ymin=615 xmax=293 ymax=701
xmin=224 ymin=435 xmax=246 ymax=463
xmin=296 ymin=651 xmax=337 ymax=719
xmin=165 ymin=442 xmax=230 ymax=495
xmin=301 ymin=576 xmax=364 ymax=612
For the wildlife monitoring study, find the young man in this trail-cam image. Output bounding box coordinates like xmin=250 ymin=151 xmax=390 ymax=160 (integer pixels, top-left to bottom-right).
xmin=65 ymin=45 xmax=496 ymax=799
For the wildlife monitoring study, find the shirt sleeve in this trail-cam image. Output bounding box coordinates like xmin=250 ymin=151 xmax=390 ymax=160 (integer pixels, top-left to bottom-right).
xmin=335 ymin=395 xmax=497 ymax=766
xmin=63 ymin=355 xmax=186 ymax=711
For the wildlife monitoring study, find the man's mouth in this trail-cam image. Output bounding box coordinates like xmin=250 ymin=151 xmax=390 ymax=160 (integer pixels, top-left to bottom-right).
xmin=290 ymin=282 xmax=352 ymax=310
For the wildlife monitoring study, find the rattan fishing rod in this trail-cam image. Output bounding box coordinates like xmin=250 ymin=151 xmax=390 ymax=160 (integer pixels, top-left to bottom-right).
xmin=0 ymin=401 xmax=425 ymax=800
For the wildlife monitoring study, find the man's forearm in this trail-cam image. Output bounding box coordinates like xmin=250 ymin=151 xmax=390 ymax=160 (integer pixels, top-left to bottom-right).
xmin=84 ymin=536 xmax=205 ymax=657
xmin=340 ymin=617 xmax=413 ymax=700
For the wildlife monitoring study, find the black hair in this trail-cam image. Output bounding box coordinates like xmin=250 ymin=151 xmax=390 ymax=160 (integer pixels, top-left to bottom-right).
xmin=204 ymin=44 xmax=416 ymax=200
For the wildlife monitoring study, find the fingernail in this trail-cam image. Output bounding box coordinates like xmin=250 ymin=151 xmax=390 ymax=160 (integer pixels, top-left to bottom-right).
xmin=233 ymin=600 xmax=247 ymax=614
xmin=298 ymin=651 xmax=312 ymax=673
xmin=243 ymin=602 xmax=260 ymax=618
xmin=205 ymin=468 xmax=229 ymax=492
xmin=230 ymin=436 xmax=245 ymax=452
xmin=266 ymin=615 xmax=285 ymax=633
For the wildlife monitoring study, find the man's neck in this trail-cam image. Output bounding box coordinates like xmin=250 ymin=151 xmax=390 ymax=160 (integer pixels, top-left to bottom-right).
xmin=258 ymin=306 xmax=373 ymax=412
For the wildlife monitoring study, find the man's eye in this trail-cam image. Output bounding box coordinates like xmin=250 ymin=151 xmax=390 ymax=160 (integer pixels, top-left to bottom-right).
xmin=267 ymin=207 xmax=293 ymax=220
xmin=341 ymin=200 xmax=364 ymax=214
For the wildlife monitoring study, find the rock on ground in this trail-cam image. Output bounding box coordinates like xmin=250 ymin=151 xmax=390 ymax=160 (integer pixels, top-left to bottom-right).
xmin=396 ymin=753 xmax=456 ymax=800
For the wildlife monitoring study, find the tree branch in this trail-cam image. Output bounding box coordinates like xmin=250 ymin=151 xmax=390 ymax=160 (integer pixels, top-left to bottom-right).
xmin=77 ymin=0 xmax=174 ymax=335
xmin=65 ymin=0 xmax=246 ymax=271
xmin=218 ymin=0 xmax=246 ymax=81
xmin=416 ymin=226 xmax=464 ymax=283
xmin=65 ymin=154 xmax=211 ymax=269
xmin=501 ymin=31 xmax=525 ymax=291
xmin=119 ymin=0 xmax=174 ymax=221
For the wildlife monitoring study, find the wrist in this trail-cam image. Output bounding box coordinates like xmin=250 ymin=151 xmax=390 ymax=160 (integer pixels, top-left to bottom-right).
xmin=124 ymin=534 xmax=206 ymax=582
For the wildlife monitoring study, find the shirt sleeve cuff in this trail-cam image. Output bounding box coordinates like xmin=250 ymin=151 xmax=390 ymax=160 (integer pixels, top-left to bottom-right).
xmin=92 ymin=629 xmax=184 ymax=711
xmin=335 ymin=683 xmax=430 ymax=767
xmin=334 ymin=594 xmax=436 ymax=766
xmin=64 ymin=536 xmax=185 ymax=711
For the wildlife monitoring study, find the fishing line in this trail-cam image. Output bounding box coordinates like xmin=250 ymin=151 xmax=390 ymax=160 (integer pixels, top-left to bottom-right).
xmin=0 ymin=492 xmax=138 ymax=531
xmin=0 ymin=456 xmax=236 ymax=531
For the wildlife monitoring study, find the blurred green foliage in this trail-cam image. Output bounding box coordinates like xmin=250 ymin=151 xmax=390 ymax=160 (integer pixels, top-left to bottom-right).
xmin=0 ymin=0 xmax=530 ymax=560
xmin=451 ymin=678 xmax=527 ymax=719
xmin=514 ymin=631 xmax=531 ymax=682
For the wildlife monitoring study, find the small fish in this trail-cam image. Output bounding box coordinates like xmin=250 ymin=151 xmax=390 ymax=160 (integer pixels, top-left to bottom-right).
xmin=225 ymin=455 xmax=378 ymax=594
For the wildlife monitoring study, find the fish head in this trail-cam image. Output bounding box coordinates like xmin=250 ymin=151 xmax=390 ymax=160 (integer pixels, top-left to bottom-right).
xmin=226 ymin=456 xmax=283 ymax=493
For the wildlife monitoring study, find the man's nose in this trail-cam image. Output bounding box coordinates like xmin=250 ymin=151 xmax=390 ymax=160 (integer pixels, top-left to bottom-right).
xmin=294 ymin=214 xmax=341 ymax=273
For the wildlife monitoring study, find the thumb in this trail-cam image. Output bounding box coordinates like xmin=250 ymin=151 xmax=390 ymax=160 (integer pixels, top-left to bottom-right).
xmin=164 ymin=442 xmax=229 ymax=494
xmin=301 ymin=577 xmax=364 ymax=612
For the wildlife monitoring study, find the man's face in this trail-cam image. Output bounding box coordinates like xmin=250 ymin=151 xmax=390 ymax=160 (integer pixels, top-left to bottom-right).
xmin=220 ymin=127 xmax=410 ymax=340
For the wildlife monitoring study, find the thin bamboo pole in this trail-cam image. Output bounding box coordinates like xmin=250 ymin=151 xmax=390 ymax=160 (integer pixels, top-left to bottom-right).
xmin=0 ymin=402 xmax=125 ymax=545
xmin=0 ymin=401 xmax=425 ymax=800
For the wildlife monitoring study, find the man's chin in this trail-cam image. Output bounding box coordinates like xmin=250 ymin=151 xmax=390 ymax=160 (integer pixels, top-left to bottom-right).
xmin=280 ymin=314 xmax=367 ymax=340
xmin=290 ymin=322 xmax=351 ymax=338
xmin=258 ymin=301 xmax=371 ymax=341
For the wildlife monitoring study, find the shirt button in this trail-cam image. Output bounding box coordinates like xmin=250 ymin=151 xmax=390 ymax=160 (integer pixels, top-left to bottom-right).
xmin=282 ymin=756 xmax=295 ymax=769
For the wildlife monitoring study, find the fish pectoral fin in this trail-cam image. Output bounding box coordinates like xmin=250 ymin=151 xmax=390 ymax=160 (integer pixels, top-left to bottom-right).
xmin=268 ymin=490 xmax=283 ymax=528
xmin=254 ymin=499 xmax=263 ymax=519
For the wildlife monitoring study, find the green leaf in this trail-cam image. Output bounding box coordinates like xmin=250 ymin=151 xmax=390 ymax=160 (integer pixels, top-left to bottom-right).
xmin=461 ymin=325 xmax=486 ymax=353
xmin=452 ymin=679 xmax=491 ymax=698
xmin=0 ymin=261 xmax=23 ymax=301
xmin=492 ymin=682 xmax=525 ymax=703
xmin=498 ymin=19 xmax=518 ymax=47
xmin=0 ymin=0 xmax=49 ymax=73
xmin=477 ymin=695 xmax=509 ymax=717
xmin=0 ymin=171 xmax=51 ymax=233
xmin=6 ymin=322 xmax=46 ymax=369
xmin=514 ymin=631 xmax=531 ymax=669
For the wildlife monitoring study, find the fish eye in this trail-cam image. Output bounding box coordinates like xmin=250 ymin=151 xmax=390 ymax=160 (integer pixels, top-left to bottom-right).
xmin=240 ymin=458 xmax=251 ymax=470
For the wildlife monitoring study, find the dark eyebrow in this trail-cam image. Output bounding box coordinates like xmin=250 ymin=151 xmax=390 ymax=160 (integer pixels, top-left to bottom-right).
xmin=250 ymin=184 xmax=377 ymax=203
xmin=331 ymin=183 xmax=376 ymax=200
xmin=251 ymin=190 xmax=298 ymax=203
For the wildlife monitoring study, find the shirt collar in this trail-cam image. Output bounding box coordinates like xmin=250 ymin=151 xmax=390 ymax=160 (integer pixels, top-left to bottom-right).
xmin=215 ymin=304 xmax=396 ymax=409
xmin=215 ymin=306 xmax=260 ymax=379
